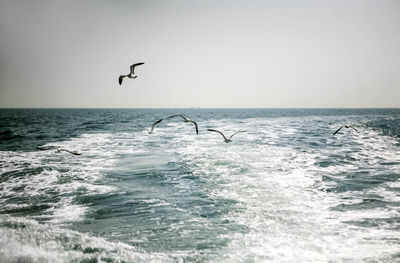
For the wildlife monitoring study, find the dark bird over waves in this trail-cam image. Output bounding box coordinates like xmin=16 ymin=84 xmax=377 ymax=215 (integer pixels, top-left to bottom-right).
xmin=166 ymin=115 xmax=199 ymax=135
xmin=333 ymin=125 xmax=359 ymax=136
xmin=146 ymin=119 xmax=163 ymax=134
xmin=207 ymin=129 xmax=246 ymax=143
xmin=36 ymin=145 xmax=82 ymax=155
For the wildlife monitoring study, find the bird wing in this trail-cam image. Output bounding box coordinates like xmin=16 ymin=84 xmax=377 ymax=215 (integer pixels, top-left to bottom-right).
xmin=119 ymin=75 xmax=126 ymax=85
xmin=350 ymin=126 xmax=359 ymax=133
xmin=59 ymin=148 xmax=81 ymax=155
xmin=207 ymin=129 xmax=227 ymax=140
xmin=190 ymin=120 xmax=199 ymax=134
xmin=166 ymin=114 xmax=188 ymax=121
xmin=166 ymin=115 xmax=180 ymax=119
xmin=130 ymin=62 xmax=145 ymax=74
xmin=230 ymin=130 xmax=246 ymax=139
xmin=149 ymin=119 xmax=163 ymax=133
xmin=333 ymin=126 xmax=344 ymax=136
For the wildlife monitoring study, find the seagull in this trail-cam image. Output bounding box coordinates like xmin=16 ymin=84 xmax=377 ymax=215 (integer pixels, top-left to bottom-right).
xmin=207 ymin=129 xmax=246 ymax=143
xmin=58 ymin=148 xmax=82 ymax=155
xmin=36 ymin=145 xmax=82 ymax=155
xmin=119 ymin=62 xmax=145 ymax=85
xmin=333 ymin=125 xmax=359 ymax=136
xmin=146 ymin=119 xmax=163 ymax=134
xmin=166 ymin=115 xmax=198 ymax=135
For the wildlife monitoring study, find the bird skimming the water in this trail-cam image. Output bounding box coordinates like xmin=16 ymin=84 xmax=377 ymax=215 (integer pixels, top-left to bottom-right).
xmin=207 ymin=129 xmax=246 ymax=143
xmin=333 ymin=125 xmax=359 ymax=136
xmin=146 ymin=119 xmax=163 ymax=134
xmin=59 ymin=148 xmax=82 ymax=155
xmin=167 ymin=115 xmax=199 ymax=135
xmin=36 ymin=145 xmax=82 ymax=155
xmin=119 ymin=62 xmax=144 ymax=85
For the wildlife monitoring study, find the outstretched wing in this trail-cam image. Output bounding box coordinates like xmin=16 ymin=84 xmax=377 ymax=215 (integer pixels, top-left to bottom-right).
xmin=130 ymin=62 xmax=145 ymax=74
xmin=149 ymin=119 xmax=163 ymax=133
xmin=230 ymin=130 xmax=246 ymax=139
xmin=190 ymin=120 xmax=199 ymax=135
xmin=333 ymin=126 xmax=344 ymax=136
xmin=119 ymin=75 xmax=126 ymax=85
xmin=166 ymin=114 xmax=188 ymax=121
xmin=60 ymin=149 xmax=82 ymax=155
xmin=350 ymin=126 xmax=359 ymax=133
xmin=207 ymin=129 xmax=227 ymax=140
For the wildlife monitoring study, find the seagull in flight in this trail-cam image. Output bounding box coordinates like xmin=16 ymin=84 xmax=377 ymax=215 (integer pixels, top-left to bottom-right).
xmin=58 ymin=148 xmax=82 ymax=155
xmin=119 ymin=62 xmax=144 ymax=85
xmin=146 ymin=119 xmax=163 ymax=134
xmin=166 ymin=115 xmax=198 ymax=135
xmin=36 ymin=145 xmax=82 ymax=155
xmin=207 ymin=129 xmax=246 ymax=143
xmin=333 ymin=125 xmax=359 ymax=136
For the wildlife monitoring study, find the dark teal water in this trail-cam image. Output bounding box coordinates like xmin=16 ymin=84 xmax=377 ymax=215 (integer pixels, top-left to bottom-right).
xmin=0 ymin=109 xmax=399 ymax=262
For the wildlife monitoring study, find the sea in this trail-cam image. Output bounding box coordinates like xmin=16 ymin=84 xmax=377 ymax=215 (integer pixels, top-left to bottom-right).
xmin=0 ymin=108 xmax=399 ymax=263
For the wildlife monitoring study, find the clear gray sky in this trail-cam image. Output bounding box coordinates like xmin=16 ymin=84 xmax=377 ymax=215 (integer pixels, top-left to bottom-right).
xmin=0 ymin=0 xmax=399 ymax=108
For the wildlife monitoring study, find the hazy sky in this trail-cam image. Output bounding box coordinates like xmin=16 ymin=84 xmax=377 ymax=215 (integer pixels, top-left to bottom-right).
xmin=0 ymin=0 xmax=399 ymax=108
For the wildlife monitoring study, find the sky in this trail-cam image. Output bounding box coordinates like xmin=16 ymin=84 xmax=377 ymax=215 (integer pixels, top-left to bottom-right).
xmin=0 ymin=0 xmax=399 ymax=108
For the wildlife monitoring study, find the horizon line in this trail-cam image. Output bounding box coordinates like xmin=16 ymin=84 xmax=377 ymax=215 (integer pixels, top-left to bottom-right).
xmin=0 ymin=107 xmax=399 ymax=110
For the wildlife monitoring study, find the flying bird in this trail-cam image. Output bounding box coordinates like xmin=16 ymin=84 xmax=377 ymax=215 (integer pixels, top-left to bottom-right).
xmin=119 ymin=62 xmax=145 ymax=85
xmin=166 ymin=115 xmax=198 ymax=135
xmin=333 ymin=125 xmax=359 ymax=136
xmin=146 ymin=119 xmax=163 ymax=134
xmin=207 ymin=129 xmax=246 ymax=143
xmin=58 ymin=148 xmax=82 ymax=155
xmin=36 ymin=145 xmax=82 ymax=155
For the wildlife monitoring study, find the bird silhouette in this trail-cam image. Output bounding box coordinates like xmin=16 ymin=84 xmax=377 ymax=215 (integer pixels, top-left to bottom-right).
xmin=119 ymin=62 xmax=144 ymax=85
xmin=333 ymin=125 xmax=359 ymax=136
xmin=36 ymin=145 xmax=81 ymax=155
xmin=166 ymin=115 xmax=198 ymax=135
xmin=146 ymin=119 xmax=163 ymax=134
xmin=207 ymin=129 xmax=246 ymax=143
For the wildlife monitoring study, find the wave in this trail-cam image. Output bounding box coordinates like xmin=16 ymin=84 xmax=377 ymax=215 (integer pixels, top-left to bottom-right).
xmin=366 ymin=118 xmax=400 ymax=138
xmin=1 ymin=109 xmax=400 ymax=262
xmin=0 ymin=129 xmax=23 ymax=141
xmin=0 ymin=215 xmax=176 ymax=263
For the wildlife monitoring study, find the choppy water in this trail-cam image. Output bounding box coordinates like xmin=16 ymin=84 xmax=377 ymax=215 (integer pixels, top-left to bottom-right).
xmin=0 ymin=108 xmax=399 ymax=263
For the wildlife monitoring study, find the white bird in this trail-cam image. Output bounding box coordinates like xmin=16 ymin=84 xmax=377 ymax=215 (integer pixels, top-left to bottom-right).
xmin=166 ymin=115 xmax=198 ymax=135
xmin=207 ymin=129 xmax=246 ymax=143
xmin=146 ymin=119 xmax=163 ymax=134
xmin=119 ymin=62 xmax=144 ymax=85
xmin=36 ymin=145 xmax=81 ymax=155
xmin=333 ymin=125 xmax=359 ymax=136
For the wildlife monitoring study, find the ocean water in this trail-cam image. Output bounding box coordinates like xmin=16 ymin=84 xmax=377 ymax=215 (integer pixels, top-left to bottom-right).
xmin=0 ymin=108 xmax=399 ymax=263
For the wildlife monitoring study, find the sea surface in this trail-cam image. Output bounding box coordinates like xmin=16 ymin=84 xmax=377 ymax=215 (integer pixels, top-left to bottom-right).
xmin=0 ymin=108 xmax=399 ymax=263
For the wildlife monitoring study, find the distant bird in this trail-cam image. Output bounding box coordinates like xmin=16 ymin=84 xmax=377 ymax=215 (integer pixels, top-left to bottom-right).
xmin=207 ymin=129 xmax=246 ymax=143
xmin=58 ymin=148 xmax=82 ymax=155
xmin=166 ymin=115 xmax=198 ymax=135
xmin=333 ymin=125 xmax=359 ymax=136
xmin=119 ymin=62 xmax=145 ymax=85
xmin=36 ymin=145 xmax=81 ymax=155
xmin=146 ymin=119 xmax=163 ymax=134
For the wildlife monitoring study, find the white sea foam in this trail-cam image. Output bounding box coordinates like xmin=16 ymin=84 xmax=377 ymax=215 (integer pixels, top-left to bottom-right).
xmin=1 ymin=112 xmax=399 ymax=262
xmin=169 ymin=116 xmax=400 ymax=262
xmin=0 ymin=215 xmax=182 ymax=263
xmin=0 ymin=133 xmax=123 ymax=225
